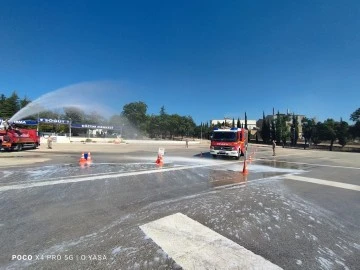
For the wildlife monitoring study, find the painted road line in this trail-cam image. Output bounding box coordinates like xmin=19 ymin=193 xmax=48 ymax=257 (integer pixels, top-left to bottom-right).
xmin=259 ymin=159 xmax=360 ymax=170
xmin=140 ymin=213 xmax=282 ymax=270
xmin=0 ymin=160 xmax=241 ymax=192
xmin=285 ymin=175 xmax=360 ymax=191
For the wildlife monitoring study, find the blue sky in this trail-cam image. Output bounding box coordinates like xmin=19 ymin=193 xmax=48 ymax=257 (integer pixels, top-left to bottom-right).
xmin=1 ymin=0 xmax=359 ymax=124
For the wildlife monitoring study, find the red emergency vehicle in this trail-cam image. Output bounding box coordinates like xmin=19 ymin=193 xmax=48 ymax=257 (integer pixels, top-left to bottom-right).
xmin=210 ymin=127 xmax=248 ymax=159
xmin=0 ymin=128 xmax=40 ymax=151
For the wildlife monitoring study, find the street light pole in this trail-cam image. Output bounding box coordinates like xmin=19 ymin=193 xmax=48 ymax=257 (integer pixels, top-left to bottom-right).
xmin=69 ymin=118 xmax=72 ymax=141
xmin=36 ymin=112 xmax=39 ymax=133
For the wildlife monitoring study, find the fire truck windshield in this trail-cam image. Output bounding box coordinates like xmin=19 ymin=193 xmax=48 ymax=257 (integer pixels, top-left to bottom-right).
xmin=212 ymin=131 xmax=237 ymax=142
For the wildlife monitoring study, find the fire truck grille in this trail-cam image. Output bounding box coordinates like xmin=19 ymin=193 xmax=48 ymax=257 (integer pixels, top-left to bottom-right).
xmin=214 ymin=146 xmax=233 ymax=151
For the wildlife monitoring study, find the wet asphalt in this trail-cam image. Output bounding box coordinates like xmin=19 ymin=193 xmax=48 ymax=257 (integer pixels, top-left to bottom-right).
xmin=0 ymin=144 xmax=359 ymax=270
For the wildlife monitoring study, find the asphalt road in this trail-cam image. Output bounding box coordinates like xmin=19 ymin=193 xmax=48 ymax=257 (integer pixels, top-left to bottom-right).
xmin=0 ymin=142 xmax=359 ymax=269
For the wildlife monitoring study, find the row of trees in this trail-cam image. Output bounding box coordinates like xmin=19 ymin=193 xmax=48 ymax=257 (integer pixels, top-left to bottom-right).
xmin=260 ymin=112 xmax=299 ymax=146
xmin=1 ymin=91 xmax=360 ymax=147
xmin=259 ymin=109 xmax=360 ymax=150
xmin=0 ymin=91 xmax=251 ymax=139
xmin=0 ymin=92 xmax=205 ymax=138
xmin=0 ymin=92 xmax=31 ymax=118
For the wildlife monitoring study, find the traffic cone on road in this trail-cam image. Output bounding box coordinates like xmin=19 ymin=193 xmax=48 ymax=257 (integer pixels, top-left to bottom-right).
xmin=79 ymin=152 xmax=86 ymax=163
xmin=87 ymin=152 xmax=92 ymax=162
xmin=242 ymin=159 xmax=248 ymax=175
xmin=155 ymin=154 xmax=164 ymax=166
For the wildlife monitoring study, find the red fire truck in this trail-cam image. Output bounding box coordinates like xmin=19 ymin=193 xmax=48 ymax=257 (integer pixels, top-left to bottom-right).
xmin=210 ymin=127 xmax=248 ymax=159
xmin=0 ymin=128 xmax=40 ymax=151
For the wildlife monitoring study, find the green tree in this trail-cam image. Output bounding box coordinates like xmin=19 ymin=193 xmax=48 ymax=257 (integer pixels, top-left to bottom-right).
xmin=146 ymin=114 xmax=161 ymax=138
xmin=0 ymin=94 xmax=6 ymax=117
xmin=2 ymin=91 xmax=20 ymax=118
xmin=275 ymin=112 xmax=281 ymax=143
xmin=301 ymin=117 xmax=315 ymax=149
xmin=350 ymin=108 xmax=360 ymax=122
xmin=232 ymin=118 xmax=235 ymax=128
xmin=270 ymin=118 xmax=276 ymax=141
xmin=260 ymin=112 xmax=271 ymax=143
xmin=291 ymin=113 xmax=299 ymax=146
xmin=274 ymin=113 xmax=290 ymax=146
xmin=160 ymin=106 xmax=166 ymax=116
xmin=281 ymin=128 xmax=290 ymax=147
xmin=158 ymin=106 xmax=169 ymax=138
xmin=311 ymin=122 xmax=322 ymax=146
xmin=122 ymin=101 xmax=148 ymax=135
xmin=237 ymin=118 xmax=240 ymax=128
xmin=245 ymin=112 xmax=248 ymax=130
xmin=320 ymin=119 xmax=337 ymax=151
xmin=349 ymin=122 xmax=360 ymax=139
xmin=193 ymin=122 xmax=204 ymax=139
xmin=349 ymin=108 xmax=360 ymax=139
xmin=20 ymin=97 xmax=31 ymax=109
xmin=336 ymin=118 xmax=349 ymax=147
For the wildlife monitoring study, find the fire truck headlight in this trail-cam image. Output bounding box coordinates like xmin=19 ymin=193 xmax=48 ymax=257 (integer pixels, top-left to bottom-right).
xmin=232 ymin=146 xmax=237 ymax=150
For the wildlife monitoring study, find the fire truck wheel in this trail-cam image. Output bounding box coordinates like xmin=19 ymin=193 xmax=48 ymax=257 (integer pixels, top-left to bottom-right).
xmin=16 ymin=144 xmax=23 ymax=151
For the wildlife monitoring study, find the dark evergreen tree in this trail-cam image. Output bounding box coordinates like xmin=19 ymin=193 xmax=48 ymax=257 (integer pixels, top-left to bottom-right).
xmin=270 ymin=118 xmax=276 ymax=141
xmin=2 ymin=91 xmax=20 ymax=118
xmin=245 ymin=112 xmax=248 ymax=130
xmin=260 ymin=111 xmax=271 ymax=143
xmin=301 ymin=117 xmax=315 ymax=149
xmin=291 ymin=113 xmax=299 ymax=146
xmin=336 ymin=118 xmax=349 ymax=147
xmin=320 ymin=119 xmax=337 ymax=151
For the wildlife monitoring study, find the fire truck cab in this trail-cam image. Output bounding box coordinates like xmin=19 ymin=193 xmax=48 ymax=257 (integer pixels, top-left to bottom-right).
xmin=210 ymin=127 xmax=248 ymax=159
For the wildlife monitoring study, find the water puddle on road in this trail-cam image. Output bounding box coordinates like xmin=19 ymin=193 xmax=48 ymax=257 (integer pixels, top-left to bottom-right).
xmin=0 ymin=162 xmax=176 ymax=184
xmin=0 ymin=157 xmax=305 ymax=189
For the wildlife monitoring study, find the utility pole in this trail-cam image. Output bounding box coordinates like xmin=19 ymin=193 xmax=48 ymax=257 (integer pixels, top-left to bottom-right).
xmin=69 ymin=118 xmax=72 ymax=141
xmin=36 ymin=112 xmax=40 ymax=132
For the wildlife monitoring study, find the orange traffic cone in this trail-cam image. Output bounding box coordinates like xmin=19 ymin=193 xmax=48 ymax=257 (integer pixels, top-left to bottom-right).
xmin=242 ymin=159 xmax=248 ymax=175
xmin=155 ymin=154 xmax=164 ymax=166
xmin=79 ymin=152 xmax=86 ymax=163
xmin=87 ymin=152 xmax=92 ymax=162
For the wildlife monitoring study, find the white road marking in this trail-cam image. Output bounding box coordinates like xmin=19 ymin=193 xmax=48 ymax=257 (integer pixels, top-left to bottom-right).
xmin=258 ymin=159 xmax=360 ymax=170
xmin=285 ymin=175 xmax=360 ymax=191
xmin=0 ymin=161 xmax=240 ymax=192
xmin=140 ymin=213 xmax=282 ymax=270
